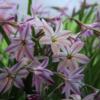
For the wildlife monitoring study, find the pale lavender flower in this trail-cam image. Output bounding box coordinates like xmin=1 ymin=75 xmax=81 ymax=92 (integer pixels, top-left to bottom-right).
xmin=62 ymin=93 xmax=97 ymax=100
xmin=0 ymin=63 xmax=28 ymax=93
xmin=0 ymin=1 xmax=17 ymax=19
xmin=40 ymin=19 xmax=70 ymax=55
xmin=57 ymin=41 xmax=89 ymax=71
xmin=20 ymin=16 xmax=44 ymax=34
xmin=83 ymin=93 xmax=96 ymax=100
xmin=29 ymin=58 xmax=53 ymax=91
xmin=6 ymin=23 xmax=34 ymax=61
xmin=61 ymin=67 xmax=84 ymax=98
xmin=31 ymin=0 xmax=49 ymax=18
xmin=81 ymin=23 xmax=100 ymax=37
xmin=0 ymin=1 xmax=17 ymax=36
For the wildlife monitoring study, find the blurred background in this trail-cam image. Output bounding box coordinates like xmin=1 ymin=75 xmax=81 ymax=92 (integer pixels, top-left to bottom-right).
xmin=3 ymin=0 xmax=99 ymax=19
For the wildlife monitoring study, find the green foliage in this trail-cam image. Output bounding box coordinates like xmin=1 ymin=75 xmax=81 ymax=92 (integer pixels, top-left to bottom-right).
xmin=0 ymin=1 xmax=99 ymax=99
xmin=64 ymin=3 xmax=100 ymax=97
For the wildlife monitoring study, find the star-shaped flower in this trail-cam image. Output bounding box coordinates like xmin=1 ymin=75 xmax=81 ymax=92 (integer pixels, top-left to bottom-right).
xmin=31 ymin=0 xmax=49 ymax=18
xmin=57 ymin=41 xmax=89 ymax=71
xmin=6 ymin=23 xmax=34 ymax=61
xmin=29 ymin=58 xmax=53 ymax=91
xmin=61 ymin=67 xmax=84 ymax=98
xmin=0 ymin=1 xmax=17 ymax=36
xmin=0 ymin=63 xmax=28 ymax=93
xmin=40 ymin=19 xmax=70 ymax=55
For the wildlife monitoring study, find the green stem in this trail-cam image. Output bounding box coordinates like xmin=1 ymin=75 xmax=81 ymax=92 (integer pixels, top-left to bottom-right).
xmin=28 ymin=0 xmax=32 ymax=15
xmin=47 ymin=83 xmax=63 ymax=98
xmin=84 ymin=84 xmax=98 ymax=92
xmin=0 ymin=26 xmax=10 ymax=45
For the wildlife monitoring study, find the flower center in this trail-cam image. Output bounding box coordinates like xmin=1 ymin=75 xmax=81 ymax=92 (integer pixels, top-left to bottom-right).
xmin=21 ymin=40 xmax=26 ymax=45
xmin=7 ymin=73 xmax=16 ymax=79
xmin=67 ymin=54 xmax=72 ymax=59
xmin=51 ymin=36 xmax=57 ymax=43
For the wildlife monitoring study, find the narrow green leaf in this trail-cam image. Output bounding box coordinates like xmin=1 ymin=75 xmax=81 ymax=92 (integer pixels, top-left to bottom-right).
xmin=28 ymin=0 xmax=32 ymax=15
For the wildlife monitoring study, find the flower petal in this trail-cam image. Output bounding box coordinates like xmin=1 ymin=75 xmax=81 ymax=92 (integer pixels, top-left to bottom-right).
xmin=71 ymin=41 xmax=84 ymax=54
xmin=74 ymin=53 xmax=90 ymax=64
xmin=40 ymin=36 xmax=52 ymax=45
xmin=42 ymin=19 xmax=54 ymax=36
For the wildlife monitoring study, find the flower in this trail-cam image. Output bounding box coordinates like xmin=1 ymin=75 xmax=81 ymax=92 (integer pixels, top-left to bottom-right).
xmin=31 ymin=0 xmax=49 ymax=18
xmin=62 ymin=93 xmax=97 ymax=100
xmin=40 ymin=19 xmax=70 ymax=55
xmin=83 ymin=93 xmax=97 ymax=100
xmin=0 ymin=1 xmax=17 ymax=36
xmin=0 ymin=63 xmax=28 ymax=93
xmin=27 ymin=92 xmax=42 ymax=100
xmin=81 ymin=23 xmax=100 ymax=37
xmin=61 ymin=67 xmax=84 ymax=98
xmin=29 ymin=58 xmax=53 ymax=91
xmin=57 ymin=41 xmax=89 ymax=71
xmin=6 ymin=23 xmax=34 ymax=61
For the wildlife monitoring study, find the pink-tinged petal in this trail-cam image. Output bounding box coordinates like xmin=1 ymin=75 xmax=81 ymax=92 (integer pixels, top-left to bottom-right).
xmin=39 ymin=58 xmax=48 ymax=68
xmin=42 ymin=19 xmax=54 ymax=36
xmin=41 ymin=73 xmax=54 ymax=84
xmin=62 ymin=83 xmax=70 ymax=98
xmin=3 ymin=24 xmax=16 ymax=36
xmin=57 ymin=30 xmax=70 ymax=39
xmin=65 ymin=58 xmax=79 ymax=71
xmin=71 ymin=67 xmax=84 ymax=80
xmin=71 ymin=41 xmax=84 ymax=54
xmin=28 ymin=41 xmax=35 ymax=47
xmin=32 ymin=76 xmax=42 ymax=91
xmin=55 ymin=20 xmax=61 ymax=33
xmin=14 ymin=77 xmax=24 ymax=88
xmin=83 ymin=93 xmax=96 ymax=100
xmin=6 ymin=43 xmax=20 ymax=52
xmin=0 ymin=2 xmax=17 ymax=9
xmin=0 ymin=73 xmax=7 ymax=80
xmin=11 ymin=38 xmax=21 ymax=43
xmin=20 ymin=24 xmax=31 ymax=40
xmin=0 ymin=77 xmax=9 ymax=93
xmin=3 ymin=79 xmax=13 ymax=93
xmin=74 ymin=53 xmax=90 ymax=64
xmin=69 ymin=94 xmax=81 ymax=100
xmin=10 ymin=62 xmax=22 ymax=72
xmin=57 ymin=60 xmax=67 ymax=72
xmin=18 ymin=69 xmax=29 ymax=78
xmin=52 ymin=53 xmax=66 ymax=62
xmin=64 ymin=45 xmax=71 ymax=54
xmin=24 ymin=46 xmax=34 ymax=60
xmin=70 ymin=59 xmax=79 ymax=70
xmin=70 ymin=82 xmax=80 ymax=95
xmin=58 ymin=39 xmax=71 ymax=49
xmin=71 ymin=74 xmax=84 ymax=81
xmin=51 ymin=43 xmax=61 ymax=55
xmin=72 ymin=67 xmax=84 ymax=75
xmin=63 ymin=68 xmax=71 ymax=76
xmin=16 ymin=46 xmax=25 ymax=61
xmin=40 ymin=36 xmax=52 ymax=45
xmin=32 ymin=17 xmax=43 ymax=28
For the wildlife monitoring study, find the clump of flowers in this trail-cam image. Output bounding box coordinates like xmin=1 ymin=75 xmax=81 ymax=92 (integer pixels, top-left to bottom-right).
xmin=0 ymin=0 xmax=100 ymax=100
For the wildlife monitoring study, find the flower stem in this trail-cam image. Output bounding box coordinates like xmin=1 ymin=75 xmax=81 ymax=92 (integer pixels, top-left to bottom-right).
xmin=28 ymin=0 xmax=32 ymax=15
xmin=0 ymin=26 xmax=10 ymax=45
